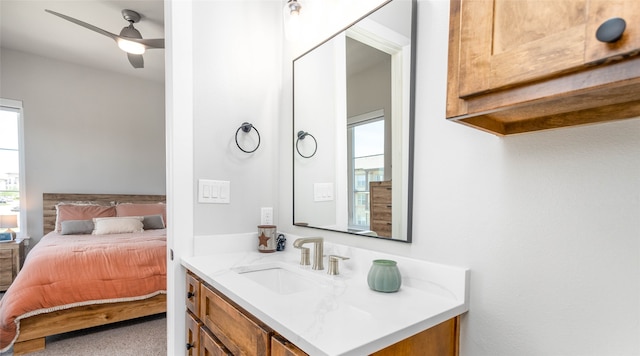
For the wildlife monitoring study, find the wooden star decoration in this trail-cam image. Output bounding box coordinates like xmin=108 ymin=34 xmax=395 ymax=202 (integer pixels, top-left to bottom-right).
xmin=258 ymin=232 xmax=270 ymax=247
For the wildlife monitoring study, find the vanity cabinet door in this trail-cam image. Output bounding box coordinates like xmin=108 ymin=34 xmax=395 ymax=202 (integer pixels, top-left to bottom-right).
xmin=199 ymin=283 xmax=272 ymax=356
xmin=200 ymin=327 xmax=231 ymax=356
xmin=457 ymin=0 xmax=589 ymax=97
xmin=446 ymin=0 xmax=640 ymax=135
xmin=371 ymin=317 xmax=459 ymax=356
xmin=271 ymin=335 xmax=308 ymax=356
xmin=186 ymin=311 xmax=202 ymax=356
xmin=457 ymin=0 xmax=640 ymax=97
xmin=186 ymin=271 xmax=201 ymax=316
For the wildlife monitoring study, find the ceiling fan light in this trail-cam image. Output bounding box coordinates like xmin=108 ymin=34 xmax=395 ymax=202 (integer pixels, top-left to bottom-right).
xmin=284 ymin=0 xmax=303 ymax=41
xmin=285 ymin=0 xmax=302 ymax=16
xmin=117 ymin=38 xmax=146 ymax=54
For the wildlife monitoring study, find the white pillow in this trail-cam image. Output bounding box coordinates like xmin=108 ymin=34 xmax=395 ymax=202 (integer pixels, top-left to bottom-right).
xmin=92 ymin=216 xmax=144 ymax=235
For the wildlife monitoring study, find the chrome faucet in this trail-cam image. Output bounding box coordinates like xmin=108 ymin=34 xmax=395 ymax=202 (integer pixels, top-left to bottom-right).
xmin=293 ymin=237 xmax=324 ymax=270
xmin=327 ymin=255 xmax=350 ymax=275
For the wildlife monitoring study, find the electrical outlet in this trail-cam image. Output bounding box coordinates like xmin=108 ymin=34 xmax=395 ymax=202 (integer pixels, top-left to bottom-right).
xmin=261 ymin=207 xmax=273 ymax=225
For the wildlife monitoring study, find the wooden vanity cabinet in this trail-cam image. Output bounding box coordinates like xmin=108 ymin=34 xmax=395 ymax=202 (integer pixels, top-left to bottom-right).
xmin=186 ymin=271 xmax=231 ymax=356
xmin=186 ymin=272 xmax=203 ymax=355
xmin=186 ymin=270 xmax=273 ymax=356
xmin=186 ymin=270 xmax=460 ymax=356
xmin=446 ymin=0 xmax=640 ymax=135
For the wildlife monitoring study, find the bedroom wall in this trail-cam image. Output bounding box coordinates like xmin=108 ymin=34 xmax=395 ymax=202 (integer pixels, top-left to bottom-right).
xmin=0 ymin=48 xmax=166 ymax=248
xmin=277 ymin=1 xmax=640 ymax=355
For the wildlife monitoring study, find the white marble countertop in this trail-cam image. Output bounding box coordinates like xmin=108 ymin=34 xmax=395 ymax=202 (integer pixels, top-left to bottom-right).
xmin=182 ymin=240 xmax=469 ymax=356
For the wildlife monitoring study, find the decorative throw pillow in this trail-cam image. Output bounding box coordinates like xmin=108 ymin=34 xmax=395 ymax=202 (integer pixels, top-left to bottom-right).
xmin=55 ymin=204 xmax=116 ymax=232
xmin=142 ymin=214 xmax=165 ymax=230
xmin=92 ymin=216 xmax=144 ymax=235
xmin=116 ymin=203 xmax=166 ymax=225
xmin=60 ymin=219 xmax=94 ymax=235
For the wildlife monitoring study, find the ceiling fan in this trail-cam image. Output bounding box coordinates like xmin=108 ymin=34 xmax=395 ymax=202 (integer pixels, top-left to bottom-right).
xmin=45 ymin=9 xmax=164 ymax=69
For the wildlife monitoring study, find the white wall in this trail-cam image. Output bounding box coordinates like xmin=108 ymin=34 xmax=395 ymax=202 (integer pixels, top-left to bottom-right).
xmin=191 ymin=0 xmax=282 ymax=236
xmin=279 ymin=0 xmax=640 ymax=355
xmin=0 ymin=49 xmax=166 ymax=246
xmin=294 ymin=33 xmax=343 ymax=228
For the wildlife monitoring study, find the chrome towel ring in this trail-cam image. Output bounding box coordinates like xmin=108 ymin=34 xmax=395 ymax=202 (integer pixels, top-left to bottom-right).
xmin=296 ymin=130 xmax=317 ymax=158
xmin=235 ymin=122 xmax=261 ymax=153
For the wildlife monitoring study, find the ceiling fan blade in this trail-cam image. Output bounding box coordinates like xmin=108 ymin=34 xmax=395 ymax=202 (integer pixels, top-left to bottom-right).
xmin=45 ymin=9 xmax=117 ymax=41
xmin=127 ymin=53 xmax=144 ymax=69
xmin=135 ymin=38 xmax=165 ymax=49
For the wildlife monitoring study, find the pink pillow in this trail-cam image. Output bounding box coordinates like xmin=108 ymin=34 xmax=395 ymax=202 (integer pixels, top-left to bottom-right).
xmin=116 ymin=203 xmax=166 ymax=225
xmin=56 ymin=204 xmax=116 ymax=232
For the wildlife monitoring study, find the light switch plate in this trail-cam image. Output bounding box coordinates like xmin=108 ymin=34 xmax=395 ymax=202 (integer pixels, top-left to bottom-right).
xmin=199 ymin=179 xmax=230 ymax=204
xmin=314 ymin=183 xmax=334 ymax=202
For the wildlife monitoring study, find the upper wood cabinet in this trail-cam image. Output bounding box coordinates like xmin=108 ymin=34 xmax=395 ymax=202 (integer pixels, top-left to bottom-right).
xmin=446 ymin=0 xmax=640 ymax=135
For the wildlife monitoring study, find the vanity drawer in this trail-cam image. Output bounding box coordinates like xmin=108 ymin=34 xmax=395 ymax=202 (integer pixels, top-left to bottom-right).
xmin=200 ymin=325 xmax=231 ymax=356
xmin=271 ymin=335 xmax=308 ymax=356
xmin=186 ymin=271 xmax=201 ymax=316
xmin=199 ymin=283 xmax=272 ymax=355
xmin=186 ymin=311 xmax=202 ymax=356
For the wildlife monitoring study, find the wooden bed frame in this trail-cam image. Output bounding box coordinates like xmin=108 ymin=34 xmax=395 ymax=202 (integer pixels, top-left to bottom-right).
xmin=12 ymin=193 xmax=167 ymax=355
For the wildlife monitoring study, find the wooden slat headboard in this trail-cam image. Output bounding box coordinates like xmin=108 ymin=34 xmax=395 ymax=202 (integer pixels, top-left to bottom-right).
xmin=43 ymin=193 xmax=166 ymax=235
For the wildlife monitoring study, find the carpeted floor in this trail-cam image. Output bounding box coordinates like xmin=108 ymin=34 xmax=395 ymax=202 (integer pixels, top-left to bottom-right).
xmin=0 ymin=292 xmax=166 ymax=356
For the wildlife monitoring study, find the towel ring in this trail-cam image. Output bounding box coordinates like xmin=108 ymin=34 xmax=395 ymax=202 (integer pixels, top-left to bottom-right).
xmin=235 ymin=122 xmax=261 ymax=153
xmin=296 ymin=131 xmax=317 ymax=158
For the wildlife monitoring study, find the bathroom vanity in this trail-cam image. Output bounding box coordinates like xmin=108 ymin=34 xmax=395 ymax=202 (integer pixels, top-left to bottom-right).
xmin=182 ymin=241 xmax=469 ymax=355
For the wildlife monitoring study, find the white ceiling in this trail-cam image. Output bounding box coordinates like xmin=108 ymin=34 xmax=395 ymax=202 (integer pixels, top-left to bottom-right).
xmin=1 ymin=0 xmax=165 ymax=83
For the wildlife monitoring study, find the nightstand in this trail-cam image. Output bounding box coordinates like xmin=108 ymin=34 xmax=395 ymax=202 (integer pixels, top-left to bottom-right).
xmin=0 ymin=239 xmax=24 ymax=291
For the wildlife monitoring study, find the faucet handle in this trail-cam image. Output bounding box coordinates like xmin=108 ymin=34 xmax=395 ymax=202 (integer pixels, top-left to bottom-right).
xmin=298 ymin=247 xmax=310 ymax=266
xmin=327 ymin=255 xmax=350 ymax=275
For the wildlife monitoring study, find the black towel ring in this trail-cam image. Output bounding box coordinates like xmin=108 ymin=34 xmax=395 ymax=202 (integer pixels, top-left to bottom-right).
xmin=296 ymin=131 xmax=317 ymax=158
xmin=235 ymin=122 xmax=261 ymax=153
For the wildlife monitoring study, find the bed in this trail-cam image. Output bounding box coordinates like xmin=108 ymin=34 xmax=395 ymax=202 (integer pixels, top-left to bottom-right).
xmin=0 ymin=193 xmax=167 ymax=355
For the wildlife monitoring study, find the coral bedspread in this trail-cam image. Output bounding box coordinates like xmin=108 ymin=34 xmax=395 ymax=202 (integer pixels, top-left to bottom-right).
xmin=0 ymin=229 xmax=166 ymax=351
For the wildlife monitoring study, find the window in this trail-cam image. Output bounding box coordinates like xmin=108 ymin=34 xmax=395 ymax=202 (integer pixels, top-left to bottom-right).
xmin=0 ymin=99 xmax=26 ymax=237
xmin=347 ymin=115 xmax=385 ymax=230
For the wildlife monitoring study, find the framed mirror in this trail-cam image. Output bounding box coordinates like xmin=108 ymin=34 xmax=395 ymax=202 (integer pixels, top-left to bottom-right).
xmin=293 ymin=0 xmax=416 ymax=242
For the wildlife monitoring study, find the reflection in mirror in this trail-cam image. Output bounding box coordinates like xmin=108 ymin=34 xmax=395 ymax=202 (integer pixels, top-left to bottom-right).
xmin=293 ymin=0 xmax=416 ymax=242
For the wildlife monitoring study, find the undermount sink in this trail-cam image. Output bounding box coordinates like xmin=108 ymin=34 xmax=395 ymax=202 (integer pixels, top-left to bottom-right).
xmin=232 ymin=263 xmax=323 ymax=295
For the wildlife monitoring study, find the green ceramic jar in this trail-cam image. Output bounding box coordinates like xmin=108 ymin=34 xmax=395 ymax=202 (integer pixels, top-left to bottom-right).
xmin=367 ymin=259 xmax=401 ymax=293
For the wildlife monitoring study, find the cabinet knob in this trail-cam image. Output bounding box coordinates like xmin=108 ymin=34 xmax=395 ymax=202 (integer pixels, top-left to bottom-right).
xmin=186 ymin=342 xmax=195 ymax=350
xmin=187 ymin=291 xmax=195 ymax=299
xmin=596 ymin=17 xmax=626 ymax=43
